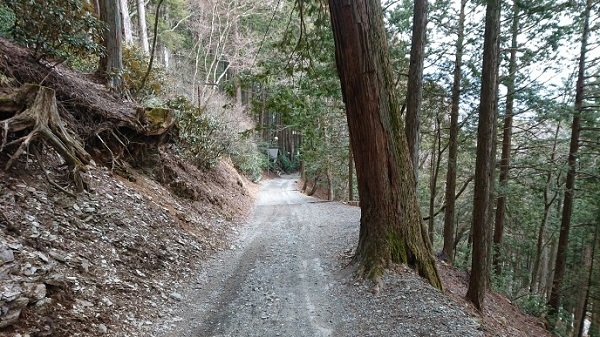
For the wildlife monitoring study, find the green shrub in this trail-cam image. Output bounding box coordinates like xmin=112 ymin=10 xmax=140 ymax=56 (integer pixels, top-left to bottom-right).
xmin=1 ymin=0 xmax=104 ymax=61
xmin=229 ymin=135 xmax=268 ymax=181
xmin=170 ymin=97 xmax=233 ymax=170
xmin=516 ymin=294 xmax=549 ymax=318
xmin=121 ymin=45 xmax=165 ymax=98
xmin=278 ymin=152 xmax=299 ymax=173
xmin=0 ymin=5 xmax=14 ymax=37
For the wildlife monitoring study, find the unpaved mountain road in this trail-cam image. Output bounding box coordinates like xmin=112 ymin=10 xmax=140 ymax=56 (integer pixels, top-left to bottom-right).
xmin=153 ymin=175 xmax=482 ymax=337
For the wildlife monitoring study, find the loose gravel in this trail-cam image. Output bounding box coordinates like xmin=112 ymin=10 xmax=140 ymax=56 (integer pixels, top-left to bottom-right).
xmin=154 ymin=175 xmax=483 ymax=337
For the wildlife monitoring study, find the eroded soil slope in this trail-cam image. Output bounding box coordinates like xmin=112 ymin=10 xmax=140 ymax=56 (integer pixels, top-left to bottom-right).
xmin=0 ymin=152 xmax=257 ymax=336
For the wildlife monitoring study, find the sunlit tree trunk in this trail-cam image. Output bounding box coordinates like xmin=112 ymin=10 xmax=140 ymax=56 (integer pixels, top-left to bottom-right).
xmin=466 ymin=0 xmax=500 ymax=310
xmin=328 ymin=0 xmax=441 ymax=289
xmin=136 ymin=0 xmax=149 ymax=53
xmin=590 ymin=228 xmax=600 ymax=336
xmin=441 ymin=0 xmax=466 ymax=264
xmin=548 ymin=0 xmax=591 ymax=321
xmin=120 ymin=0 xmax=133 ymax=44
xmin=573 ymin=239 xmax=594 ymax=337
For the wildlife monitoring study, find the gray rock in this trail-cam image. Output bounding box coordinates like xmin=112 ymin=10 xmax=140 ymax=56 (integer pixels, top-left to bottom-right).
xmin=0 ymin=307 xmax=21 ymax=328
xmin=12 ymin=297 xmax=29 ymax=309
xmin=0 ymin=249 xmax=14 ymax=263
xmin=48 ymin=249 xmax=68 ymax=262
xmin=35 ymin=297 xmax=53 ymax=309
xmin=22 ymin=283 xmax=46 ymax=302
xmin=44 ymin=273 xmax=66 ymax=288
xmin=169 ymin=292 xmax=183 ymax=301
xmin=1 ymin=284 xmax=22 ymax=301
xmin=98 ymin=323 xmax=108 ymax=334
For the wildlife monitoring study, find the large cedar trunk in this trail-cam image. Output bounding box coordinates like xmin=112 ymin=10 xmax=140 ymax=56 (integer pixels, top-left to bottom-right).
xmin=328 ymin=0 xmax=441 ymax=289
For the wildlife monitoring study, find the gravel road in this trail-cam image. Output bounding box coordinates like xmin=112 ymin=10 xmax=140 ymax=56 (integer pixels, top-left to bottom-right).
xmin=157 ymin=175 xmax=483 ymax=337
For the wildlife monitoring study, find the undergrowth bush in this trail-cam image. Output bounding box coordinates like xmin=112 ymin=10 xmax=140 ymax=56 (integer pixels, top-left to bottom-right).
xmin=516 ymin=294 xmax=549 ymax=317
xmin=278 ymin=152 xmax=299 ymax=173
xmin=1 ymin=0 xmax=104 ymax=61
xmin=122 ymin=45 xmax=166 ymax=99
xmin=170 ymin=97 xmax=232 ymax=170
xmin=229 ymin=134 xmax=269 ymax=181
xmin=169 ymin=96 xmax=265 ymax=177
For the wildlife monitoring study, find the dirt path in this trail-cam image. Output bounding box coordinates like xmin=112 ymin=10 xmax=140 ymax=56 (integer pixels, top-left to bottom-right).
xmin=154 ymin=175 xmax=482 ymax=337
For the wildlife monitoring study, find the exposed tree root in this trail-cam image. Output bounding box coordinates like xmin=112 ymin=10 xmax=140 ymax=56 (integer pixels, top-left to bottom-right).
xmin=0 ymin=84 xmax=91 ymax=193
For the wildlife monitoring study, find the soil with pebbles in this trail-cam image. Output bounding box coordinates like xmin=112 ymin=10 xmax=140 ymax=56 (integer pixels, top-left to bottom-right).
xmin=0 ymin=152 xmax=257 ymax=337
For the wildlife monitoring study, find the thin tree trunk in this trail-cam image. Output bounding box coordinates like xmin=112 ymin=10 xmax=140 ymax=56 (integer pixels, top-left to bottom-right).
xmin=349 ymin=144 xmax=354 ymax=201
xmin=466 ymin=0 xmax=501 ymax=310
xmin=162 ymin=45 xmax=170 ymax=68
xmin=405 ymin=0 xmax=428 ymax=182
xmin=98 ymin=0 xmax=123 ymax=90
xmin=548 ymin=0 xmax=590 ymax=320
xmin=589 ymin=224 xmax=600 ymax=336
xmin=327 ymin=165 xmax=334 ymax=201
xmin=492 ymin=2 xmax=519 ymax=276
xmin=120 ymin=0 xmax=133 ymax=44
xmin=530 ymin=122 xmax=561 ymax=293
xmin=538 ymin=244 xmax=550 ymax=296
xmin=546 ymin=233 xmax=559 ymax=300
xmin=428 ymin=112 xmax=441 ymax=245
xmin=441 ymin=0 xmax=466 ymax=264
xmin=136 ymin=0 xmax=150 ymax=53
xmin=328 ymin=0 xmax=441 ymax=289
xmin=574 ymin=240 xmax=594 ymax=337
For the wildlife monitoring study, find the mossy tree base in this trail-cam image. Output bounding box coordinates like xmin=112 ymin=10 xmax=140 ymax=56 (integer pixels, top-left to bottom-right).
xmin=329 ymin=0 xmax=442 ymax=290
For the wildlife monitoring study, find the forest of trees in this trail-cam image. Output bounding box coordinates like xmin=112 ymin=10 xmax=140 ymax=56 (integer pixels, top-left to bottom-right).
xmin=0 ymin=0 xmax=599 ymax=335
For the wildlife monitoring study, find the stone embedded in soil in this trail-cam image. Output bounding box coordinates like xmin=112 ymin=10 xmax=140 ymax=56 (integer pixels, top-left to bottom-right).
xmin=169 ymin=292 xmax=183 ymax=301
xmin=0 ymin=248 xmax=14 ymax=263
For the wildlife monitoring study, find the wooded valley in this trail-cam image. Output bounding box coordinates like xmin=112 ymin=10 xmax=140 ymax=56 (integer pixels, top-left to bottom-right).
xmin=0 ymin=0 xmax=599 ymax=335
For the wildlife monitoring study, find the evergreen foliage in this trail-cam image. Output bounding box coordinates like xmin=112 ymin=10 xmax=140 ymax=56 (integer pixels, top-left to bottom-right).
xmin=0 ymin=0 xmax=104 ymax=61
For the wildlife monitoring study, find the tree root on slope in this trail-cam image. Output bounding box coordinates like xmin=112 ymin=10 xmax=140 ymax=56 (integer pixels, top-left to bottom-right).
xmin=0 ymin=84 xmax=92 ymax=194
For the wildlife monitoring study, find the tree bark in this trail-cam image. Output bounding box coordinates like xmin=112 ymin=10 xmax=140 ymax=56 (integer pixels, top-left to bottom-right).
xmin=492 ymin=1 xmax=519 ymax=276
xmin=441 ymin=0 xmax=466 ymax=264
xmin=428 ymin=112 xmax=441 ymax=245
xmin=348 ymin=144 xmax=354 ymax=201
xmin=405 ymin=0 xmax=428 ymax=182
xmin=548 ymin=0 xmax=590 ymax=321
xmin=465 ymin=0 xmax=501 ymax=311
xmin=120 ymin=0 xmax=133 ymax=44
xmin=328 ymin=0 xmax=441 ymax=289
xmin=136 ymin=0 xmax=150 ymax=53
xmin=573 ymin=239 xmax=593 ymax=337
xmin=98 ymin=0 xmax=123 ymax=90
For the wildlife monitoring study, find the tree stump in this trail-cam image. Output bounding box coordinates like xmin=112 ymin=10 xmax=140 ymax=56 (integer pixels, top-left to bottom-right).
xmin=0 ymin=84 xmax=91 ymax=193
